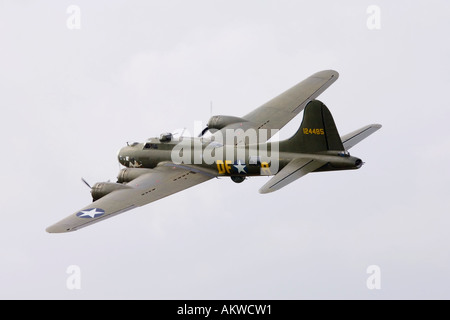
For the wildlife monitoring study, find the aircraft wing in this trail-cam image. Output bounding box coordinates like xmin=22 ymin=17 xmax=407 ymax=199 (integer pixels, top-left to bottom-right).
xmin=259 ymin=158 xmax=326 ymax=194
xmin=218 ymin=70 xmax=339 ymax=144
xmin=341 ymin=124 xmax=382 ymax=150
xmin=46 ymin=164 xmax=214 ymax=233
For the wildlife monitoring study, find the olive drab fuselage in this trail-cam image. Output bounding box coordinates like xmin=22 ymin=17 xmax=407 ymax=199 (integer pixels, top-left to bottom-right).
xmin=118 ymin=137 xmax=284 ymax=177
xmin=117 ymin=135 xmax=362 ymax=181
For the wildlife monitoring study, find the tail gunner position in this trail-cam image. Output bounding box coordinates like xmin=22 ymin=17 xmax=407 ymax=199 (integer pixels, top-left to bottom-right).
xmin=47 ymin=70 xmax=381 ymax=233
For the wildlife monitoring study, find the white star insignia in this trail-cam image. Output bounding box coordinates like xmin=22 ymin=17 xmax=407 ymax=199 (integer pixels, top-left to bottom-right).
xmin=78 ymin=208 xmax=104 ymax=218
xmin=234 ymin=160 xmax=247 ymax=173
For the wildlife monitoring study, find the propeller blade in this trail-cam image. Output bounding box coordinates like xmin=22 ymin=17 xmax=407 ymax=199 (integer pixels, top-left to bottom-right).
xmin=81 ymin=178 xmax=92 ymax=189
xmin=198 ymin=126 xmax=209 ymax=137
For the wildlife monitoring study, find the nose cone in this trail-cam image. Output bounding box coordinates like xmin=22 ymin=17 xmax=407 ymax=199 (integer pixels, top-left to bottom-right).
xmin=117 ymin=146 xmax=130 ymax=166
xmin=118 ymin=144 xmax=142 ymax=167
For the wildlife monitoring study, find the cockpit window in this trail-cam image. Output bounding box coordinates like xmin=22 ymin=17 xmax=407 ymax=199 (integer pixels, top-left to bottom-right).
xmin=144 ymin=143 xmax=158 ymax=150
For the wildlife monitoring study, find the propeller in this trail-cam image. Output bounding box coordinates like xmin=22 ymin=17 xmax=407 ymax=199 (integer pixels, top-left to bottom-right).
xmin=198 ymin=125 xmax=209 ymax=137
xmin=198 ymin=101 xmax=213 ymax=137
xmin=81 ymin=178 xmax=92 ymax=189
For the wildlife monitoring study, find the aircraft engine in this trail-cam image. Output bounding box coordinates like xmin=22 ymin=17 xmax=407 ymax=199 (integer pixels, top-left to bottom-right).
xmin=117 ymin=168 xmax=154 ymax=183
xmin=90 ymin=182 xmax=131 ymax=202
xmin=207 ymin=115 xmax=248 ymax=130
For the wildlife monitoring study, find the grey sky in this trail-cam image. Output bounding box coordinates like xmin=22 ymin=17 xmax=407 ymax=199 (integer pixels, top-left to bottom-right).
xmin=1 ymin=0 xmax=449 ymax=299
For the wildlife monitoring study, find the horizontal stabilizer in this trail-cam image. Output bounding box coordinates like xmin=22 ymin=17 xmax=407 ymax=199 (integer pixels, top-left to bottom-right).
xmin=259 ymin=158 xmax=325 ymax=194
xmin=341 ymin=124 xmax=382 ymax=150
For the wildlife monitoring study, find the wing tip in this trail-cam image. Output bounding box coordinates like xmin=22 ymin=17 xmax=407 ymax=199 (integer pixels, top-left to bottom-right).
xmin=313 ymin=69 xmax=339 ymax=81
xmin=258 ymin=184 xmax=279 ymax=194
xmin=46 ymin=224 xmax=74 ymax=234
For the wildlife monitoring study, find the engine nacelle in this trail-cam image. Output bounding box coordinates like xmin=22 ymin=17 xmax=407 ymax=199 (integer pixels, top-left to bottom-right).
xmin=207 ymin=115 xmax=248 ymax=130
xmin=117 ymin=168 xmax=154 ymax=183
xmin=91 ymin=182 xmax=131 ymax=202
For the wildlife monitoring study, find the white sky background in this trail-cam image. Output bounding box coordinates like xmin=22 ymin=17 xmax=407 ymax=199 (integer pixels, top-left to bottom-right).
xmin=0 ymin=0 xmax=449 ymax=299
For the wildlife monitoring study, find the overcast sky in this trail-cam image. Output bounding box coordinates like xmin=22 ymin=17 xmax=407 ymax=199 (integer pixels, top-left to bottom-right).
xmin=1 ymin=0 xmax=449 ymax=299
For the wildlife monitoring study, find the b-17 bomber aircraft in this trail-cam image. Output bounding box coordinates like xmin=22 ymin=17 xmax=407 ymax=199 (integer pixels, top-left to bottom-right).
xmin=47 ymin=70 xmax=381 ymax=233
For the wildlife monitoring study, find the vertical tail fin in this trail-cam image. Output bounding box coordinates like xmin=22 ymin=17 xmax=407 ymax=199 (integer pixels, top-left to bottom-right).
xmin=279 ymin=100 xmax=344 ymax=153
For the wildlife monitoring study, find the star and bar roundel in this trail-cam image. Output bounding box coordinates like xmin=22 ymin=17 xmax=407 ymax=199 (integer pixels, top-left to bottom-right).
xmin=76 ymin=208 xmax=105 ymax=219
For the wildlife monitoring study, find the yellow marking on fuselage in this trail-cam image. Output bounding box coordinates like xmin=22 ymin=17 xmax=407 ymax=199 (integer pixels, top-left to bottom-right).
xmin=261 ymin=162 xmax=271 ymax=175
xmin=216 ymin=160 xmax=232 ymax=174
